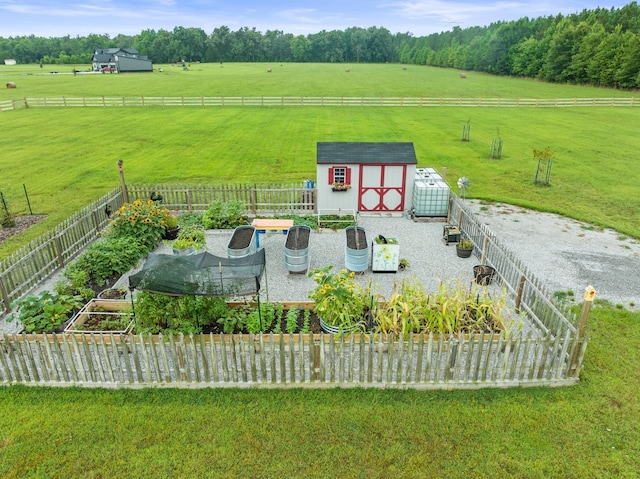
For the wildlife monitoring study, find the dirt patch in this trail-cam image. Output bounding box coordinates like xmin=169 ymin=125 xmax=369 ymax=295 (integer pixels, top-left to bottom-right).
xmin=346 ymin=227 xmax=367 ymax=250
xmin=0 ymin=215 xmax=47 ymax=245
xmin=285 ymin=227 xmax=310 ymax=250
xmin=228 ymin=228 xmax=255 ymax=250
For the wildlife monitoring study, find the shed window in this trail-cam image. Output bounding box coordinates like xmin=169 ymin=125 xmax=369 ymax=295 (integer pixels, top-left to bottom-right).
xmin=328 ymin=166 xmax=351 ymax=186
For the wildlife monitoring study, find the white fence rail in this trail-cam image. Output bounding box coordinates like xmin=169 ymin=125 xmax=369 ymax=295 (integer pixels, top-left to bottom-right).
xmin=1 ymin=96 xmax=638 ymax=111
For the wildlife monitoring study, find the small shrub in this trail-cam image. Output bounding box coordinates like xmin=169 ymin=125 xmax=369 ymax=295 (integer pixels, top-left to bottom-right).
xmin=109 ymin=199 xmax=172 ymax=250
xmin=177 ymin=212 xmax=203 ymax=229
xmin=201 ymin=200 xmax=249 ymax=229
xmin=64 ymin=236 xmax=148 ymax=288
xmin=134 ymin=292 xmax=229 ymax=335
xmin=8 ymin=291 xmax=84 ymax=333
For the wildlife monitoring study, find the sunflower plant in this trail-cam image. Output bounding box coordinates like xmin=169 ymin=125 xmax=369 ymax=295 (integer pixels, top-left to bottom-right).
xmin=108 ymin=199 xmax=173 ymax=251
xmin=308 ymin=266 xmax=369 ymax=331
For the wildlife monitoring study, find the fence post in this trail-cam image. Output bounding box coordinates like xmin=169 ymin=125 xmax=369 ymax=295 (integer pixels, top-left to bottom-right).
xmin=92 ymin=210 xmax=101 ymax=236
xmin=53 ymin=236 xmax=65 ymax=268
xmin=481 ymin=236 xmax=489 ymax=265
xmin=515 ymin=275 xmax=526 ymax=313
xmin=0 ymin=277 xmax=11 ymax=312
xmin=117 ymin=160 xmax=129 ymax=204
xmin=569 ymin=286 xmax=596 ymax=375
xmin=250 ymin=185 xmax=257 ymax=215
xmin=186 ymin=190 xmax=192 ymax=212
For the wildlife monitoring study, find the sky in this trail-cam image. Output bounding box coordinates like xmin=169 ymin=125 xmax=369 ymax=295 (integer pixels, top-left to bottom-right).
xmin=0 ymin=0 xmax=631 ymax=38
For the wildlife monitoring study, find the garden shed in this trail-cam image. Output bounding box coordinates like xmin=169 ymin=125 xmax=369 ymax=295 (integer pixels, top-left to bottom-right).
xmin=316 ymin=142 xmax=417 ymax=214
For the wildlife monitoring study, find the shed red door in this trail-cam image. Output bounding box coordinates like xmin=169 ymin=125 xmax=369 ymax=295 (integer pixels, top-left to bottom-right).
xmin=358 ymin=164 xmax=407 ymax=212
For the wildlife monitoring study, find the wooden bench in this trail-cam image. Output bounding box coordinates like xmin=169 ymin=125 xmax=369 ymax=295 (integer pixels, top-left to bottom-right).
xmin=251 ymin=219 xmax=294 ymax=248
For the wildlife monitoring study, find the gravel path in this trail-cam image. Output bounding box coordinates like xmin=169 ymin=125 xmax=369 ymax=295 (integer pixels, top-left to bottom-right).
xmin=2 ymin=202 xmax=638 ymax=334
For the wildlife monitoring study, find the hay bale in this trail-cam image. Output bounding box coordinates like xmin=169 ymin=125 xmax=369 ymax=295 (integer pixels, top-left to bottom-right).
xmin=402 ymin=66 xmax=407 ymax=70
xmin=459 ymin=73 xmax=467 ymax=79
xmin=267 ymin=68 xmax=272 ymax=73
xmin=345 ymin=68 xmax=350 ymax=73
xmin=6 ymin=82 xmax=16 ymax=88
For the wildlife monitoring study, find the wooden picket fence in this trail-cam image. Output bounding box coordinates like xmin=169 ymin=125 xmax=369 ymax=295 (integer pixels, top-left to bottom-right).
xmin=0 ymin=183 xmax=315 ymax=315
xmin=1 ymin=96 xmax=639 ymax=111
xmin=127 ymin=182 xmax=316 ymax=215
xmin=0 ymin=189 xmax=123 ymax=315
xmin=0 ymin=330 xmax=588 ymax=389
xmin=447 ymin=198 xmax=579 ymax=337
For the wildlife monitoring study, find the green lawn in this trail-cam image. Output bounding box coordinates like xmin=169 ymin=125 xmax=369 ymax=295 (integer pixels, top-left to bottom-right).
xmin=1 ymin=63 xmax=639 ymax=478
xmin=0 ymin=306 xmax=639 ymax=478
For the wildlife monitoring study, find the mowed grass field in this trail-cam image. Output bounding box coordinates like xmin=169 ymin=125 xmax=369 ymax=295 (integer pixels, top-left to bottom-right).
xmin=0 ymin=63 xmax=639 ymax=478
xmin=1 ymin=62 xmax=640 ymax=258
xmin=0 ymin=307 xmax=639 ymax=479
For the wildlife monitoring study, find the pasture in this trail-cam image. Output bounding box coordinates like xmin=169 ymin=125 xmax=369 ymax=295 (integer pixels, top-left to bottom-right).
xmin=0 ymin=62 xmax=639 ymax=256
xmin=0 ymin=63 xmax=639 ymax=478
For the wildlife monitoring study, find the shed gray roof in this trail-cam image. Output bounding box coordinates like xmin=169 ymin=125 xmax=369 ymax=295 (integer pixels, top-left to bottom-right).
xmin=317 ymin=142 xmax=418 ymax=165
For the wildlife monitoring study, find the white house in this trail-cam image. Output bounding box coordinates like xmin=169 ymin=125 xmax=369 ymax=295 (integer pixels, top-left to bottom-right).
xmin=316 ymin=142 xmax=418 ymax=215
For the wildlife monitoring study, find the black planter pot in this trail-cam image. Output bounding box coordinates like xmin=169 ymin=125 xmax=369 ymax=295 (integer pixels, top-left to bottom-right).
xmin=163 ymin=226 xmax=180 ymax=240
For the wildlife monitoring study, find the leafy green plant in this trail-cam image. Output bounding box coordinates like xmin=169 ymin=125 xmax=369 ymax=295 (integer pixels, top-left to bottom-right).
xmin=374 ymin=235 xmax=398 ymax=244
xmin=64 ymin=236 xmax=148 ymax=288
xmin=54 ymin=268 xmax=94 ymax=301
xmin=7 ymin=290 xmax=84 ymax=333
xmin=170 ymin=224 xmax=206 ymax=250
xmin=177 ymin=212 xmax=203 ymax=229
xmin=108 ymin=198 xmax=173 ymax=251
xmin=217 ymin=306 xmax=248 ymax=334
xmin=134 ymin=292 xmax=228 ymax=334
xmin=308 ymin=266 xmax=368 ymax=331
xmin=457 ymin=239 xmax=473 ymax=249
xmin=301 ymin=309 xmax=311 ymax=334
xmin=246 ymin=301 xmax=275 ymax=334
xmin=285 ymin=307 xmax=299 ymax=333
xmin=273 ymin=213 xmax=318 ymax=229
xmin=201 ymin=200 xmax=249 ymax=229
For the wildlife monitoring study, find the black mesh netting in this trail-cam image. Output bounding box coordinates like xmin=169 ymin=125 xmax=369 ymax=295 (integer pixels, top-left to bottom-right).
xmin=128 ymin=249 xmax=265 ymax=297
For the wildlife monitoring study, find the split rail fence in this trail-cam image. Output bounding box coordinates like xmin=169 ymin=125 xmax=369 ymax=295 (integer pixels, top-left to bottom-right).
xmin=0 ymin=185 xmax=590 ymax=389
xmin=1 ymin=96 xmax=639 ymax=111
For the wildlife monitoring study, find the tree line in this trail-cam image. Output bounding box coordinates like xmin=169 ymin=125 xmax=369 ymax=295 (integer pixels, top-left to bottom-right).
xmin=1 ymin=2 xmax=639 ymax=89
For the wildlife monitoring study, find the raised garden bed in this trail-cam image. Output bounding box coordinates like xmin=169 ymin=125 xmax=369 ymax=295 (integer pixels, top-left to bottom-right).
xmin=65 ymin=299 xmax=134 ymax=334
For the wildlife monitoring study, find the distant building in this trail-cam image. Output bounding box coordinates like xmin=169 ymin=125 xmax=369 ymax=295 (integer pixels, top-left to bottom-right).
xmin=92 ymin=48 xmax=152 ymax=73
xmin=4 ymin=59 xmax=17 ymax=65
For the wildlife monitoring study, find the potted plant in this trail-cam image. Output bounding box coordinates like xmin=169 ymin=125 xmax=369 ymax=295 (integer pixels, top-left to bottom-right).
xmin=162 ymin=214 xmax=180 ymax=240
xmin=331 ymin=182 xmax=352 ymax=192
xmin=308 ymin=266 xmax=369 ymax=333
xmin=169 ymin=224 xmax=206 ymax=255
xmin=398 ymin=258 xmax=410 ymax=271
xmin=456 ymin=239 xmax=474 ymax=258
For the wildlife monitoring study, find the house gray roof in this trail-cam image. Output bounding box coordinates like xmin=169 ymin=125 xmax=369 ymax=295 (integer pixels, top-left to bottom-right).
xmin=317 ymin=142 xmax=418 ymax=165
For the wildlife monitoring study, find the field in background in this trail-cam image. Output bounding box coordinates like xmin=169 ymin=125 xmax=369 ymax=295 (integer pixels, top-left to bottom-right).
xmin=1 ymin=63 xmax=639 ymax=258
xmin=1 ymin=62 xmax=639 ymax=479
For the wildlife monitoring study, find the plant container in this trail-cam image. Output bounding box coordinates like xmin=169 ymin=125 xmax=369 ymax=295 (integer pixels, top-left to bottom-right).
xmin=284 ymin=225 xmax=311 ymax=274
xmin=344 ymin=226 xmax=368 ymax=273
xmin=227 ymin=225 xmax=257 ymax=259
xmin=65 ymin=299 xmax=134 ymax=334
xmin=371 ymin=237 xmax=400 ymax=272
